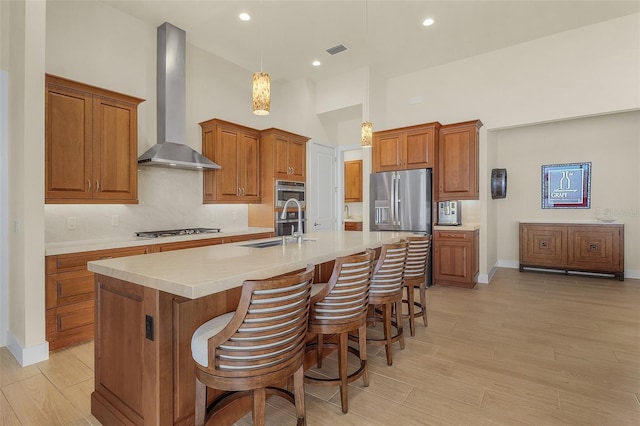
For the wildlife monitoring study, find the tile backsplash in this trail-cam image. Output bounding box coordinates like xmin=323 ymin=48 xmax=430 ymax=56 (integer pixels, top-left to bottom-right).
xmin=45 ymin=167 xmax=251 ymax=243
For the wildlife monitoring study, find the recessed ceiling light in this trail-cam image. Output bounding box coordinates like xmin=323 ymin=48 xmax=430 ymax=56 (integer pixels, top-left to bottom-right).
xmin=312 ymin=60 xmax=321 ymax=67
xmin=239 ymin=12 xmax=251 ymax=21
xmin=422 ymin=18 xmax=434 ymax=27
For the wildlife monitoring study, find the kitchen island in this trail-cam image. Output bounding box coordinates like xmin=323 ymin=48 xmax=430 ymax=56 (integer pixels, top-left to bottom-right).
xmin=87 ymin=231 xmax=409 ymax=426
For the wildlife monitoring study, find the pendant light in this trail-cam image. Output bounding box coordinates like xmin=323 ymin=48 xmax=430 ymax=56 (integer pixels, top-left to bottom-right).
xmin=362 ymin=1 xmax=372 ymax=147
xmin=252 ymin=1 xmax=270 ymax=115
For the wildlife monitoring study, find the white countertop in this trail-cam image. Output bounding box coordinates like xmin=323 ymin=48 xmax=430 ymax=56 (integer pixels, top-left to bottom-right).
xmin=87 ymin=231 xmax=412 ymax=300
xmin=45 ymin=227 xmax=274 ymax=256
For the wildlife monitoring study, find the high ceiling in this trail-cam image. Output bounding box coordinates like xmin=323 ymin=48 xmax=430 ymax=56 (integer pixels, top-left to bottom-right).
xmin=97 ymin=0 xmax=640 ymax=83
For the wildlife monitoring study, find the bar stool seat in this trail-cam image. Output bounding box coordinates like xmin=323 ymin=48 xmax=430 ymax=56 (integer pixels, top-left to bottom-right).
xmin=402 ymin=236 xmax=432 ymax=336
xmin=304 ymin=250 xmax=374 ymax=414
xmin=191 ymin=265 xmax=315 ymax=426
xmin=366 ymin=241 xmax=408 ymax=366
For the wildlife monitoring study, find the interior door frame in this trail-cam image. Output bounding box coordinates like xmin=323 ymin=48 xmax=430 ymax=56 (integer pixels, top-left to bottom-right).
xmin=307 ymin=141 xmax=337 ymax=232
xmin=338 ymin=144 xmax=371 ymax=232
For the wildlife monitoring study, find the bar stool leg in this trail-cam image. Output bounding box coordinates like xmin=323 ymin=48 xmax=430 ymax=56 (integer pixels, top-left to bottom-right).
xmin=293 ymin=364 xmax=306 ymax=425
xmin=396 ymin=301 xmax=405 ymax=350
xmin=383 ymin=303 xmax=393 ymax=365
xmin=358 ymin=324 xmax=369 ymax=387
xmin=195 ymin=377 xmax=206 ymax=426
xmin=407 ymin=285 xmax=416 ymax=336
xmin=252 ymin=388 xmax=266 ymax=426
xmin=420 ymin=284 xmax=428 ymax=327
xmin=339 ymin=332 xmax=349 ymax=413
xmin=316 ymin=334 xmax=324 ymax=368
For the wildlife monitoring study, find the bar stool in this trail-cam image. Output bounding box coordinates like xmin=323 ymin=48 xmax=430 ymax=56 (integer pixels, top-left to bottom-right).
xmin=191 ymin=265 xmax=315 ymax=426
xmin=367 ymin=241 xmax=408 ymax=365
xmin=304 ymin=250 xmax=374 ymax=414
xmin=402 ymin=235 xmax=431 ymax=336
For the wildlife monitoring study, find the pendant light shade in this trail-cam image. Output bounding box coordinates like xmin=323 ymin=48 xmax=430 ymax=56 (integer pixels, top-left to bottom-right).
xmin=252 ymin=72 xmax=270 ymax=115
xmin=361 ymin=121 xmax=372 ymax=147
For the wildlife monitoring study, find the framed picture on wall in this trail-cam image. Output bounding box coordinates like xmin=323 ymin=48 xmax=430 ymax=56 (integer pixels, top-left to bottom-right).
xmin=541 ymin=162 xmax=591 ymax=209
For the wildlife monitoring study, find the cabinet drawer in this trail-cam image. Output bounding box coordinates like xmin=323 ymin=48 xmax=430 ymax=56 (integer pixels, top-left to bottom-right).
xmin=47 ymin=246 xmax=150 ymax=274
xmin=225 ymin=232 xmax=274 ymax=243
xmin=153 ymin=237 xmax=223 ymax=252
xmin=344 ymin=222 xmax=363 ymax=231
xmin=434 ymin=230 xmax=473 ymax=241
xmin=46 ymin=270 xmax=94 ymax=308
xmin=46 ymin=300 xmax=94 ymax=350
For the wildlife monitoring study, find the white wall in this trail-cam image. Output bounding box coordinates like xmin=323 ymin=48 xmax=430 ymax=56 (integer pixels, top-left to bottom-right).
xmin=379 ymin=13 xmax=640 ymax=280
xmin=44 ymin=1 xmax=331 ymax=244
xmin=494 ymin=111 xmax=640 ymax=276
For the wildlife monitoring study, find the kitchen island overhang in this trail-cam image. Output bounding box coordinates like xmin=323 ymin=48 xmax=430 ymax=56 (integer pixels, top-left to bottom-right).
xmin=88 ymin=231 xmax=411 ymax=426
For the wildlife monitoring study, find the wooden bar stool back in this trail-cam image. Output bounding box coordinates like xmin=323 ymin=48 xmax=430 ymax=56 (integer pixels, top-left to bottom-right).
xmin=367 ymin=241 xmax=408 ymax=365
xmin=305 ymin=249 xmax=375 ymax=414
xmin=402 ymin=235 xmax=432 ymax=336
xmin=191 ymin=265 xmax=315 ymax=426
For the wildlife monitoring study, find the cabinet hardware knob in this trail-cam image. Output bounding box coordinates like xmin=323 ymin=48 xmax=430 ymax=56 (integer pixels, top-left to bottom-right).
xmin=87 ymin=179 xmax=91 ymax=192
xmin=95 ymin=180 xmax=100 ymax=192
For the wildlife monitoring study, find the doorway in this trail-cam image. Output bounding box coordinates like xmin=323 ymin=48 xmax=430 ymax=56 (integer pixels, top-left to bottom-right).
xmin=307 ymin=142 xmax=336 ymax=232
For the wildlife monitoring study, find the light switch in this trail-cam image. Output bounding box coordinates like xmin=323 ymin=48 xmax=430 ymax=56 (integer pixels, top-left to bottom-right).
xmin=67 ymin=217 xmax=77 ymax=230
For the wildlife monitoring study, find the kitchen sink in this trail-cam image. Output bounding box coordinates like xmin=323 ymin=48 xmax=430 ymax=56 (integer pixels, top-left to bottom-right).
xmin=241 ymin=240 xmax=284 ymax=248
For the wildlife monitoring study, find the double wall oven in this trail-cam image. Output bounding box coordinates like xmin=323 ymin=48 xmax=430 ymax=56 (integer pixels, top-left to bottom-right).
xmin=275 ymin=180 xmax=305 ymax=236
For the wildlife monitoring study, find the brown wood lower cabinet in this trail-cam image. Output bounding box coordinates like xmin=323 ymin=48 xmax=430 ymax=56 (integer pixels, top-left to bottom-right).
xmin=433 ymin=229 xmax=479 ymax=288
xmin=45 ymin=232 xmax=274 ymax=350
xmin=344 ymin=221 xmax=363 ymax=231
xmin=519 ymin=222 xmax=624 ymax=280
xmin=45 ymin=246 xmax=151 ymax=350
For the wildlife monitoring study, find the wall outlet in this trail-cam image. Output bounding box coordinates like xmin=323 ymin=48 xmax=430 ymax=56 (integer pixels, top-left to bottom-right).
xmin=67 ymin=217 xmax=77 ymax=230
xmin=209 ymin=213 xmax=215 ymax=222
xmin=232 ymin=211 xmax=238 ymax=220
xmin=111 ymin=215 xmax=119 ymax=226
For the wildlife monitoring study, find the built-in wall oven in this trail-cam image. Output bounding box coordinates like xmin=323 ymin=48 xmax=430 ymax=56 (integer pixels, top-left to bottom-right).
xmin=275 ymin=211 xmax=305 ymax=237
xmin=275 ymin=180 xmax=305 ymax=208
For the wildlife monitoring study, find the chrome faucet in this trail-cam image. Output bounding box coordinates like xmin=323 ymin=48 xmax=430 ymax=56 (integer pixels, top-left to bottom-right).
xmin=344 ymin=204 xmax=350 ymax=219
xmin=281 ymin=198 xmax=303 ymax=243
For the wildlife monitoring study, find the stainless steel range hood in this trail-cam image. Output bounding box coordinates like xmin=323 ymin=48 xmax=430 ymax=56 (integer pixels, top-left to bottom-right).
xmin=138 ymin=22 xmax=220 ymax=171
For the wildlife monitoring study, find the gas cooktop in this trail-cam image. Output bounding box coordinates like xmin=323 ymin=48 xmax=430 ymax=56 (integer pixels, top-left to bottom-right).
xmin=135 ymin=228 xmax=221 ymax=238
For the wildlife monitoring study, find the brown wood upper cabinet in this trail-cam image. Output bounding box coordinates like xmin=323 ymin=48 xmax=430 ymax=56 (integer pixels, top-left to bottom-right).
xmin=437 ymin=120 xmax=482 ymax=200
xmin=372 ymin=122 xmax=440 ymax=173
xmin=261 ymin=128 xmax=309 ymax=182
xmin=344 ymin=160 xmax=363 ymax=202
xmin=200 ymin=119 xmax=261 ymax=203
xmin=45 ymin=74 xmax=143 ymax=204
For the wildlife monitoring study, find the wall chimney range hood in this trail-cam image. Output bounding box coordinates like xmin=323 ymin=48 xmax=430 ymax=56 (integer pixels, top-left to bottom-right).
xmin=138 ymin=22 xmax=220 ymax=171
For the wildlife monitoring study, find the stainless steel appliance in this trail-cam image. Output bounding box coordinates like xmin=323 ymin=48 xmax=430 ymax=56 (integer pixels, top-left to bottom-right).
xmin=135 ymin=228 xmax=221 ymax=238
xmin=275 ymin=180 xmax=305 ymax=208
xmin=370 ymin=169 xmax=432 ymax=233
xmin=370 ymin=169 xmax=433 ymax=286
xmin=275 ymin=211 xmax=305 ymax=237
xmin=437 ymin=201 xmax=462 ymax=225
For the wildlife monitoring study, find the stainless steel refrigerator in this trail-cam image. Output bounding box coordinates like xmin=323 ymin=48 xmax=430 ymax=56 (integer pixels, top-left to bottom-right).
xmin=370 ymin=169 xmax=432 ymax=233
xmin=370 ymin=168 xmax=433 ymax=286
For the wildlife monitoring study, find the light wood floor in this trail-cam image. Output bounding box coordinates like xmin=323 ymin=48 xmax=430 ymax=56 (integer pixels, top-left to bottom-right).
xmin=1 ymin=268 xmax=639 ymax=425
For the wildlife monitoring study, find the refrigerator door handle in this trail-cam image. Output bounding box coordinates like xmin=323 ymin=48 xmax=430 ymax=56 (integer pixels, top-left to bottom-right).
xmin=396 ymin=172 xmax=401 ymax=226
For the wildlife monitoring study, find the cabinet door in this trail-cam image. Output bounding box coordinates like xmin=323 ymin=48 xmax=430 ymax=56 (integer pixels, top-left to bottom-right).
xmin=92 ymin=96 xmax=138 ymax=202
xmin=274 ymin=136 xmax=291 ymax=178
xmin=404 ymin=127 xmax=435 ymax=170
xmin=215 ymin=127 xmax=242 ymax=201
xmin=344 ymin=160 xmax=363 ymax=202
xmin=438 ymin=121 xmax=480 ymax=200
xmin=238 ymin=132 xmax=261 ymax=201
xmin=519 ymin=224 xmax=567 ymax=268
xmin=202 ymin=127 xmax=216 ymax=202
xmin=45 ymin=84 xmax=93 ymax=201
xmin=288 ymin=139 xmax=306 ymax=180
xmin=433 ymin=230 xmax=477 ymax=287
xmin=372 ymin=132 xmax=403 ymax=172
xmin=568 ymin=225 xmax=622 ymax=272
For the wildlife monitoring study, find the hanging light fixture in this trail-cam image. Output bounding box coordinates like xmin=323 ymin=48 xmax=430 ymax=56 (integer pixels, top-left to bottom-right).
xmin=252 ymin=2 xmax=270 ymax=115
xmin=362 ymin=1 xmax=372 ymax=147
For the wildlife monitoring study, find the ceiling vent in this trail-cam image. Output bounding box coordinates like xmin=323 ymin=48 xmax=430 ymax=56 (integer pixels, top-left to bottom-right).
xmin=326 ymin=44 xmax=347 ymax=55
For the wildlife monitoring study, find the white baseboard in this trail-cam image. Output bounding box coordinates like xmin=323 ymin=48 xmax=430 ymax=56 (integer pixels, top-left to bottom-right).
xmin=6 ymin=330 xmax=49 ymax=366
